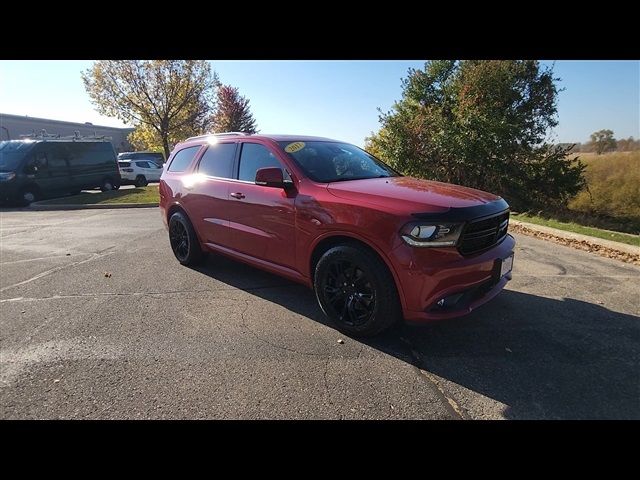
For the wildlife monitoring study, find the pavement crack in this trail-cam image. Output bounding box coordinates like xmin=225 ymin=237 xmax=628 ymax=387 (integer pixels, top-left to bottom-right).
xmin=399 ymin=336 xmax=467 ymax=420
xmin=0 ymin=249 xmax=117 ymax=293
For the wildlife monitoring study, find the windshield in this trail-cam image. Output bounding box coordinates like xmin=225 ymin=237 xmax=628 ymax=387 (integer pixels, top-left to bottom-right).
xmin=0 ymin=141 xmax=35 ymax=171
xmin=277 ymin=141 xmax=400 ymax=183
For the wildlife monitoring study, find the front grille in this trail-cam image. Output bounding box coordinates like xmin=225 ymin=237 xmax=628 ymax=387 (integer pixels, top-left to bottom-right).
xmin=458 ymin=210 xmax=509 ymax=255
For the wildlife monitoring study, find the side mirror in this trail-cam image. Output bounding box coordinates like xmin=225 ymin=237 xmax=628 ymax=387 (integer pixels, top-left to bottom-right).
xmin=255 ymin=167 xmax=285 ymax=188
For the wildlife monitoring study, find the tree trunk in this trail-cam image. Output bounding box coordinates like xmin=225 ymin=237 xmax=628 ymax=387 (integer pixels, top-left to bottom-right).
xmin=162 ymin=134 xmax=171 ymax=161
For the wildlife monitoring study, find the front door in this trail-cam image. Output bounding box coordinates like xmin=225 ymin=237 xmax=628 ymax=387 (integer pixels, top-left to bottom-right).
xmin=26 ymin=144 xmax=72 ymax=197
xmin=226 ymin=142 xmax=296 ymax=270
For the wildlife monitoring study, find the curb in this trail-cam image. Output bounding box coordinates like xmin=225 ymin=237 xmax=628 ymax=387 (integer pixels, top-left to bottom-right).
xmin=510 ymin=219 xmax=639 ymax=265
xmin=29 ymin=203 xmax=158 ymax=211
xmin=510 ymin=219 xmax=639 ymax=255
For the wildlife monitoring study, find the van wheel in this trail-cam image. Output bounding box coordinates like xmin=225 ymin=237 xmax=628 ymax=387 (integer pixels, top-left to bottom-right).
xmin=169 ymin=211 xmax=204 ymax=266
xmin=135 ymin=175 xmax=148 ymax=187
xmin=314 ymin=245 xmax=401 ymax=337
xmin=100 ymin=177 xmax=114 ymax=192
xmin=19 ymin=187 xmax=38 ymax=206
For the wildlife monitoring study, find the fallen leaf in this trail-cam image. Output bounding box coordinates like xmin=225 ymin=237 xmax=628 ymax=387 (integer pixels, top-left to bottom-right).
xmin=53 ymin=379 xmax=60 ymax=383
xmin=104 ymin=272 xmax=112 ymax=278
xmin=337 ymin=339 xmax=345 ymax=344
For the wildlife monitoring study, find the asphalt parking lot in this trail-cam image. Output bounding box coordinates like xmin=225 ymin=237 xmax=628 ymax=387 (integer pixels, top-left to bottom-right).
xmin=1 ymin=208 xmax=638 ymax=419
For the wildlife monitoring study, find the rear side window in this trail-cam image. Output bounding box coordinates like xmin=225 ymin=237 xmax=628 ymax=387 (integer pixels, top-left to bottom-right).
xmin=198 ymin=143 xmax=236 ymax=178
xmin=238 ymin=143 xmax=282 ymax=182
xmin=68 ymin=142 xmax=116 ymax=166
xmin=136 ymin=161 xmax=150 ymax=168
xmin=168 ymin=146 xmax=200 ymax=172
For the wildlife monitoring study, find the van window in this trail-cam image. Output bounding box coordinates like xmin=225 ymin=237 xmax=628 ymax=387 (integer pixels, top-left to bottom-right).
xmin=168 ymin=146 xmax=200 ymax=172
xmin=45 ymin=145 xmax=70 ymax=169
xmin=67 ymin=142 xmax=115 ymax=166
xmin=198 ymin=143 xmax=236 ymax=178
xmin=0 ymin=141 xmax=35 ymax=170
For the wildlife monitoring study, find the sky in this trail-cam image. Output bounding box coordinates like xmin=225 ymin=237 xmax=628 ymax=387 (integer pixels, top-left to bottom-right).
xmin=0 ymin=60 xmax=638 ymax=147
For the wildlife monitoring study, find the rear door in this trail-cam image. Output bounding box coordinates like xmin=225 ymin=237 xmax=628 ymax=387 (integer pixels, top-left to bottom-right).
xmin=136 ymin=161 xmax=162 ymax=181
xmin=225 ymin=141 xmax=297 ymax=269
xmin=181 ymin=142 xmax=237 ymax=248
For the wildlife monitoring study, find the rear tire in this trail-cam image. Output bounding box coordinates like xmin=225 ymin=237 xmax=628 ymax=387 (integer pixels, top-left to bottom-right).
xmin=135 ymin=175 xmax=148 ymax=187
xmin=314 ymin=244 xmax=402 ymax=337
xmin=168 ymin=211 xmax=204 ymax=266
xmin=100 ymin=177 xmax=114 ymax=192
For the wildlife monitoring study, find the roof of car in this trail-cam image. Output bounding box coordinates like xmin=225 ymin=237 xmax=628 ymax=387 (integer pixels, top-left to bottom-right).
xmin=183 ymin=133 xmax=342 ymax=144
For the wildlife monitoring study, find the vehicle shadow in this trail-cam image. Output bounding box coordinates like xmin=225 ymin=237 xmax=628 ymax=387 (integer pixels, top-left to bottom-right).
xmin=194 ymin=254 xmax=640 ymax=420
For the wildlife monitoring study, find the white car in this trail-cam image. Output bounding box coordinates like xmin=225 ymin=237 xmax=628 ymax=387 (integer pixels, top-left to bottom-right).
xmin=118 ymin=159 xmax=163 ymax=187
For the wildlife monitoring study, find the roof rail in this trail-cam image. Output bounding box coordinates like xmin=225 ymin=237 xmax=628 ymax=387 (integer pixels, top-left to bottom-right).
xmin=18 ymin=129 xmax=112 ymax=142
xmin=185 ymin=131 xmax=249 ymax=142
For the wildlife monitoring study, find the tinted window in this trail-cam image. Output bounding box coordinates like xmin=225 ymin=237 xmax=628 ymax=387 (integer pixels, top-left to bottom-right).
xmin=0 ymin=141 xmax=35 ymax=170
xmin=277 ymin=141 xmax=399 ymax=183
xmin=45 ymin=145 xmax=69 ymax=169
xmin=198 ymin=143 xmax=236 ymax=178
xmin=136 ymin=161 xmax=151 ymax=168
xmin=68 ymin=142 xmax=115 ymax=166
xmin=168 ymin=146 xmax=200 ymax=172
xmin=238 ymin=143 xmax=282 ymax=182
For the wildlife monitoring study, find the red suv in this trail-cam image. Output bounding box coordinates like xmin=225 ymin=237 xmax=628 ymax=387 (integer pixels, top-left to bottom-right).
xmin=160 ymin=133 xmax=515 ymax=336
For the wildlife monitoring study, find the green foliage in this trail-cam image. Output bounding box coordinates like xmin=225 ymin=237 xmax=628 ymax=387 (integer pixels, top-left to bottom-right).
xmin=366 ymin=60 xmax=586 ymax=211
xmin=588 ymin=129 xmax=617 ymax=155
xmin=82 ymin=60 xmax=219 ymax=158
xmin=210 ymin=84 xmax=258 ymax=134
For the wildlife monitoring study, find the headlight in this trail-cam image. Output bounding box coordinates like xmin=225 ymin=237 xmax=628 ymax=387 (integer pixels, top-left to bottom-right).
xmin=0 ymin=172 xmax=16 ymax=182
xmin=400 ymin=222 xmax=463 ymax=247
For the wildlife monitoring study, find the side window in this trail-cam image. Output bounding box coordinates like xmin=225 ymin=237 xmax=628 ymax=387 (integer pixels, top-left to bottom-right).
xmin=47 ymin=145 xmax=69 ymax=169
xmin=238 ymin=143 xmax=283 ymax=182
xmin=167 ymin=146 xmax=200 ymax=173
xmin=136 ymin=161 xmax=150 ymax=169
xmin=197 ymin=143 xmax=236 ymax=178
xmin=33 ymin=152 xmax=48 ymax=170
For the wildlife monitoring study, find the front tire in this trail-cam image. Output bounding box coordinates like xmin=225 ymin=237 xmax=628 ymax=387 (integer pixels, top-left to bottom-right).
xmin=168 ymin=211 xmax=204 ymax=266
xmin=314 ymin=244 xmax=401 ymax=337
xmin=19 ymin=187 xmax=38 ymax=206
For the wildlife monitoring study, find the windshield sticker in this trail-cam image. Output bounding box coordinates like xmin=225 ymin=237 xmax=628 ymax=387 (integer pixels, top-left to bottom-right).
xmin=284 ymin=142 xmax=305 ymax=153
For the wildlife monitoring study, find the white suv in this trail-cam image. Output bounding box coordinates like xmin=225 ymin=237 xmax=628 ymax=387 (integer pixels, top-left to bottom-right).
xmin=118 ymin=159 xmax=163 ymax=187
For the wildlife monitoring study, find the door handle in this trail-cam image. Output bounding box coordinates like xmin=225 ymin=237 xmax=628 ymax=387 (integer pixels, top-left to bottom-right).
xmin=230 ymin=192 xmax=245 ymax=199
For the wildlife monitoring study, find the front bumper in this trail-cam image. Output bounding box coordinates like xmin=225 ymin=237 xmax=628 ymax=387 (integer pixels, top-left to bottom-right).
xmin=392 ymin=234 xmax=516 ymax=322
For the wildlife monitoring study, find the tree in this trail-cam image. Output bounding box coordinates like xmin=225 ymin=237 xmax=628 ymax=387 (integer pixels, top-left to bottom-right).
xmin=82 ymin=60 xmax=218 ymax=159
xmin=210 ymin=84 xmax=258 ymax=134
xmin=588 ymin=129 xmax=617 ymax=155
xmin=366 ymin=60 xmax=586 ymax=211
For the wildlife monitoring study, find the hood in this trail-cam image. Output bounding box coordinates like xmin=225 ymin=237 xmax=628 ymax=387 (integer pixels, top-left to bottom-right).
xmin=327 ymin=176 xmax=501 ymax=214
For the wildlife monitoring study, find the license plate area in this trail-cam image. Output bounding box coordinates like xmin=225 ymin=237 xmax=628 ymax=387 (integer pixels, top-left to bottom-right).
xmin=500 ymin=253 xmax=514 ymax=278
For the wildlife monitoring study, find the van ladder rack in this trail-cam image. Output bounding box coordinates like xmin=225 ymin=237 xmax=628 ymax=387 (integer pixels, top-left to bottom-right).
xmin=19 ymin=129 xmax=112 ymax=142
